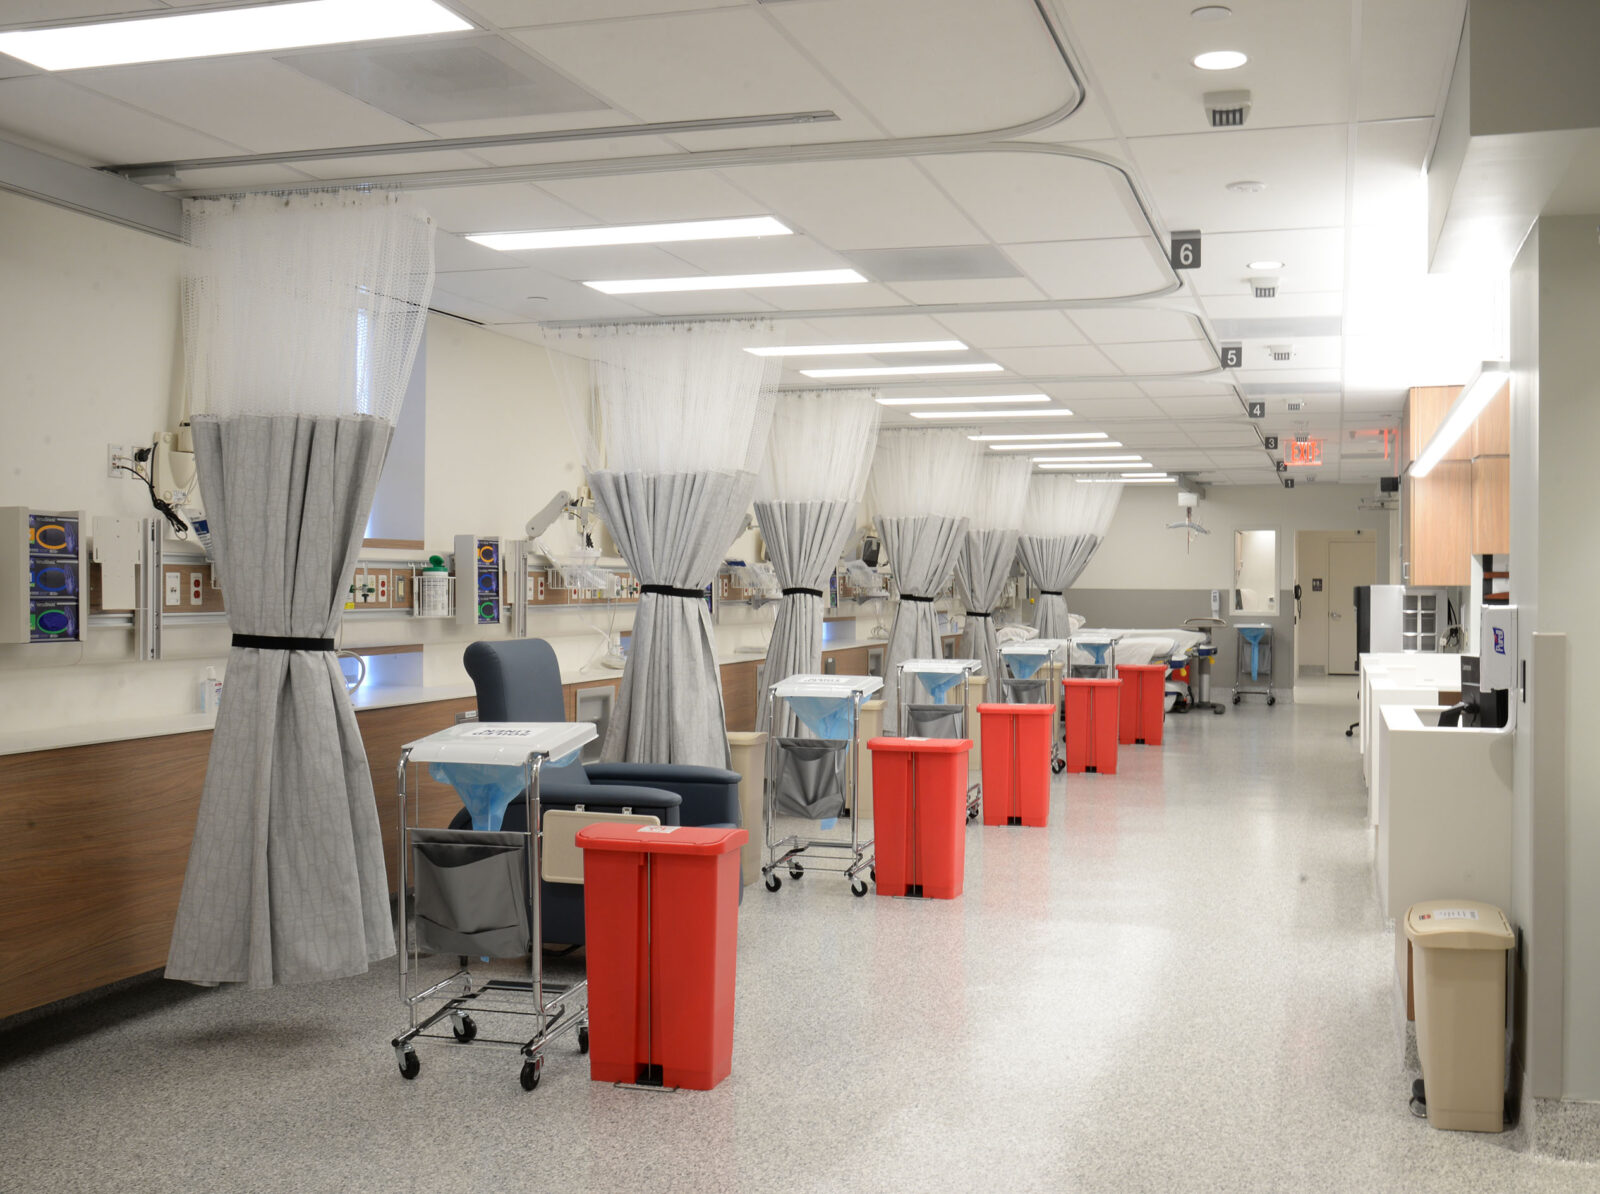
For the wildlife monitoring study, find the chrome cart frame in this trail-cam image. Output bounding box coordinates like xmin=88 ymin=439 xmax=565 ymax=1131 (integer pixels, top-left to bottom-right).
xmin=391 ymin=721 xmax=595 ymax=1092
xmin=999 ymin=638 xmax=1068 ymax=775
xmin=1068 ymin=632 xmax=1120 ymax=679
xmin=896 ymin=656 xmax=982 ymax=820
xmin=761 ymin=673 xmax=882 ymax=898
xmin=1231 ymin=622 xmax=1277 ymax=706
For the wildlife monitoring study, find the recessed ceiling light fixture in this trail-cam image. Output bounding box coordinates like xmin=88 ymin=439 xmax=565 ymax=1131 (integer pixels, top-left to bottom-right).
xmin=0 ymin=0 xmax=471 ymax=70
xmin=1032 ymin=455 xmax=1143 ymax=464
xmin=911 ymin=408 xmax=1073 ymax=420
xmin=1040 ymin=462 xmax=1155 ymax=471
xmin=1247 ymin=259 xmax=1285 ymax=271
xmin=752 ymin=340 xmax=966 ymax=358
xmin=1080 ymin=475 xmax=1175 ymax=484
xmin=585 ymin=268 xmax=865 ymax=295
xmin=1194 ymin=50 xmax=1248 ymax=70
xmin=470 ymin=216 xmax=790 ymax=252
xmin=801 ymin=363 xmax=1003 ymax=379
xmin=987 ymin=441 xmax=1122 ymax=451
xmin=968 ymin=432 xmax=1108 ymax=441
xmin=876 ymin=393 xmax=1044 ymax=406
xmin=1226 ymin=179 xmax=1267 ymax=193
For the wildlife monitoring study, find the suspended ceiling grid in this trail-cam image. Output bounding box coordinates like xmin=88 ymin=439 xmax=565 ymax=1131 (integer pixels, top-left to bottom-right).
xmin=0 ymin=0 xmax=1474 ymax=484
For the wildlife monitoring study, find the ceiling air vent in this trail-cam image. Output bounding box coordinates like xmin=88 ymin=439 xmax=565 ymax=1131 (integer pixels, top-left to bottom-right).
xmin=1268 ymin=345 xmax=1294 ymax=363
xmin=1204 ymin=90 xmax=1252 ymax=128
xmin=1250 ymin=276 xmax=1278 ymax=298
xmin=1286 ymin=401 xmax=1305 ymax=412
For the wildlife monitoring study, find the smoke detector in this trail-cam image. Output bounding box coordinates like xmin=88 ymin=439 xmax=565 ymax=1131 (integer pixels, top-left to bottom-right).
xmin=1249 ymin=276 xmax=1278 ymax=298
xmin=1267 ymin=344 xmax=1293 ymax=362
xmin=1204 ymin=90 xmax=1252 ymax=127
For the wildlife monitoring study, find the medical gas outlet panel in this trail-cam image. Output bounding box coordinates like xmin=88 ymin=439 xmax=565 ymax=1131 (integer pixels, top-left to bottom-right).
xmin=455 ymin=535 xmax=502 ymax=627
xmin=1 ymin=507 xmax=86 ymax=645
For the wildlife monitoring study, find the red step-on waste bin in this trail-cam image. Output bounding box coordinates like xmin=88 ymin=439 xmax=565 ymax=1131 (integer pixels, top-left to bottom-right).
xmin=1116 ymin=664 xmax=1167 ymax=746
xmin=978 ymin=703 xmax=1054 ymax=827
xmin=577 ymin=823 xmax=747 ymax=1090
xmin=867 ymin=737 xmax=971 ymax=898
xmin=1063 ymin=678 xmax=1121 ymax=774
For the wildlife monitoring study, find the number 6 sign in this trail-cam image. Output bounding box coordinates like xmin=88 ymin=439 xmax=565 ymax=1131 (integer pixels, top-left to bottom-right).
xmin=1170 ymin=231 xmax=1201 ymax=270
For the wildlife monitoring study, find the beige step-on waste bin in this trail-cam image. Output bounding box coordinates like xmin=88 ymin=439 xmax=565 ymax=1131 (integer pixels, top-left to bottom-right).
xmin=1405 ymin=898 xmax=1514 ymax=1132
xmin=726 ymin=731 xmax=768 ymax=887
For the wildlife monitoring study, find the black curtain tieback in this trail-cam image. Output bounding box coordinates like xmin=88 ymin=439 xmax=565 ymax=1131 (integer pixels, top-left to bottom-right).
xmin=782 ymin=587 xmax=823 ymax=598
xmin=900 ymin=593 xmax=934 ymax=603
xmin=232 ymin=634 xmax=336 ymax=652
xmin=965 ymin=610 xmax=992 ymax=618
xmin=640 ymin=584 xmax=706 ymax=599
xmin=1037 ymin=590 xmax=1063 ymax=597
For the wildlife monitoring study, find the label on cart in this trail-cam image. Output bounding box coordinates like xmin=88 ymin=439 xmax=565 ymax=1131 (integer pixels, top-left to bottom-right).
xmin=1420 ymin=909 xmax=1479 ymax=921
xmin=465 ymin=727 xmax=542 ymax=738
xmin=637 ymin=825 xmax=680 ymax=834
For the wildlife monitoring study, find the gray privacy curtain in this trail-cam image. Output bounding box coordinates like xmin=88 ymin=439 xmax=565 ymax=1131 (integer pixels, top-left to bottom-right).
xmin=1016 ymin=533 xmax=1101 ymax=639
xmin=956 ymin=528 xmax=1019 ymax=687
xmin=754 ymin=498 xmax=858 ymax=737
xmin=878 ymin=514 xmax=968 ymax=730
xmin=590 ymin=469 xmax=754 ymax=767
xmin=165 ymin=414 xmax=395 ymax=987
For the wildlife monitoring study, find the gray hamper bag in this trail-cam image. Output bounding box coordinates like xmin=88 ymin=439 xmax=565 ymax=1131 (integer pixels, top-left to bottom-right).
xmin=773 ymin=737 xmax=850 ymax=820
xmin=905 ymin=703 xmax=965 ymax=739
xmin=410 ymin=827 xmax=531 ymax=958
xmin=1001 ymin=677 xmax=1048 ymax=704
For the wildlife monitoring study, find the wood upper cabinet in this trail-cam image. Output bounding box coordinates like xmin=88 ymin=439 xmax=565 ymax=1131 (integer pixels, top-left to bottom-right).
xmin=1405 ymin=385 xmax=1467 ymax=466
xmin=1471 ymin=456 xmax=1510 ymax=555
xmin=1404 ymin=463 xmax=1472 ymax=586
xmin=1472 ymin=382 xmax=1511 ymax=458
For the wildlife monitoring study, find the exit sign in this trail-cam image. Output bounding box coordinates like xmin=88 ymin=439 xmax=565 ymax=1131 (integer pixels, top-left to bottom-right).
xmin=1287 ymin=438 xmax=1323 ymax=466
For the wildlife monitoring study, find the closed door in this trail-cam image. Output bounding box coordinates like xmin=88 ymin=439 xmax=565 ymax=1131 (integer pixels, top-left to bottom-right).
xmin=1328 ymin=540 xmax=1378 ymax=674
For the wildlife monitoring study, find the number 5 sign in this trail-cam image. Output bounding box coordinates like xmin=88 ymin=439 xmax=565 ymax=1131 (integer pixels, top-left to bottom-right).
xmin=1170 ymin=230 xmax=1201 ymax=270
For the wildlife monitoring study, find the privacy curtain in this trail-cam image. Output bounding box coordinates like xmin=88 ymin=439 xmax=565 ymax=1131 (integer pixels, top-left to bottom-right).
xmin=1016 ymin=476 xmax=1124 ymax=640
xmin=753 ymin=390 xmax=880 ymax=737
xmin=955 ymin=457 xmax=1031 ymax=688
xmin=547 ymin=321 xmax=778 ymax=769
xmin=1016 ymin=533 xmax=1102 ymax=639
xmin=166 ymin=192 xmax=432 ymax=987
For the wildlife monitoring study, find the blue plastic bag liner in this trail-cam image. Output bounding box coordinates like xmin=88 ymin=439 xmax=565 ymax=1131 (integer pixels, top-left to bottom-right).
xmin=1075 ymin=639 xmax=1114 ymax=666
xmin=429 ymin=762 xmax=528 ymax=832
xmin=1003 ymin=649 xmax=1051 ymax=679
xmin=900 ymin=658 xmax=978 ymax=703
xmin=1236 ymin=624 xmax=1271 ymax=681
xmin=784 ymin=694 xmax=858 ymax=740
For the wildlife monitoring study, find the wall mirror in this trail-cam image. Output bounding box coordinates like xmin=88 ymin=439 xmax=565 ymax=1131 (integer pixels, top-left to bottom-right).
xmin=1233 ymin=528 xmax=1279 ymax=615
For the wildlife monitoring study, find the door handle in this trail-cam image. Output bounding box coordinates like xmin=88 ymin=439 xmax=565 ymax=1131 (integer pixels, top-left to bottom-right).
xmin=1330 ymin=611 xmax=1341 ymax=620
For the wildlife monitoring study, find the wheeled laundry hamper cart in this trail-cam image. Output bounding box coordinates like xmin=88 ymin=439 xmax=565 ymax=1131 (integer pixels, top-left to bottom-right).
xmin=1069 ymin=631 xmax=1120 ymax=678
xmin=895 ymin=656 xmax=982 ymax=820
xmin=391 ymin=720 xmax=595 ymax=1092
xmin=1232 ymin=623 xmax=1276 ymax=705
xmin=762 ymin=672 xmax=882 ymax=897
xmin=998 ymin=638 xmax=1067 ymax=775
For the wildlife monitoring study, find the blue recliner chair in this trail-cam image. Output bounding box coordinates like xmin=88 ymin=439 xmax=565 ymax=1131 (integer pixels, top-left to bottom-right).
xmin=447 ymin=638 xmax=742 ymax=946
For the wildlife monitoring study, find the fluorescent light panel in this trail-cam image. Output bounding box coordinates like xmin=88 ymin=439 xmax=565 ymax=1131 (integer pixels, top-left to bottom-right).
xmin=470 ymin=217 xmax=790 ymax=252
xmin=802 ymin=363 xmax=1003 ymax=379
xmin=969 ymin=432 xmax=1107 ymax=441
xmin=987 ymin=441 xmax=1121 ymax=451
xmin=1411 ymin=361 xmax=1510 ymax=478
xmin=1031 ymin=455 xmax=1143 ymax=464
xmin=751 ymin=340 xmax=965 ymax=358
xmin=0 ymin=0 xmax=471 ymax=70
xmin=585 ymin=269 xmax=864 ymax=295
xmin=1080 ymin=475 xmax=1175 ymax=484
xmin=1039 ymin=462 xmax=1154 ymax=470
xmin=911 ymin=408 xmax=1073 ymax=420
xmin=877 ymin=394 xmax=1045 ymax=407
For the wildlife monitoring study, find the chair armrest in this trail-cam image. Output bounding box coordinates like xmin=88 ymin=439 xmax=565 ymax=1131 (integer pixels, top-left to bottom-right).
xmin=585 ymin=764 xmax=740 ymax=828
xmin=536 ymin=780 xmax=682 ymax=823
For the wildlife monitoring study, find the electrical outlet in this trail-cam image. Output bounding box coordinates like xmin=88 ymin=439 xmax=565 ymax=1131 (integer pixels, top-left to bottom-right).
xmin=165 ymin=570 xmax=182 ymax=607
xmin=189 ymin=571 xmax=204 ymax=606
xmin=107 ymin=443 xmax=128 ymax=479
xmin=376 ymin=572 xmax=389 ymax=605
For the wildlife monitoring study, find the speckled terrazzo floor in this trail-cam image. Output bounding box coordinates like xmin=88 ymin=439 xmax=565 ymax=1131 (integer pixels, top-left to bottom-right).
xmin=3 ymin=689 xmax=1596 ymax=1193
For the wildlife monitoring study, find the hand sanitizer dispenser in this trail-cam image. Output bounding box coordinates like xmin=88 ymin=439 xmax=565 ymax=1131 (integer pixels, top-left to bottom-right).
xmin=1480 ymin=604 xmax=1517 ymax=727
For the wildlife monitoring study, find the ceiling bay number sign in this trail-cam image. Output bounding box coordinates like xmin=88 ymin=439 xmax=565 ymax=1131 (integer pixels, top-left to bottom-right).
xmin=1221 ymin=343 xmax=1243 ymax=369
xmin=1170 ymin=230 xmax=1201 ymax=270
xmin=1247 ymin=400 xmax=1266 ymax=419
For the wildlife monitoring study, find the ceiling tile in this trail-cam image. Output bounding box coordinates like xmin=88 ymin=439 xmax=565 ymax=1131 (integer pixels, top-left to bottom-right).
xmin=1186 ymin=227 xmax=1346 ymax=297
xmin=1200 ymin=292 xmax=1343 ymax=320
xmin=1102 ymin=339 xmax=1218 ymax=375
xmin=1153 ymin=396 xmax=1242 ymax=418
xmin=885 ymin=278 xmax=1047 ymax=305
xmin=1067 ymin=307 xmax=1201 ymax=344
xmin=0 ymin=74 xmax=241 ymax=165
xmin=408 ymin=182 xmax=593 ymax=235
xmin=539 ymin=169 xmax=768 ymax=224
xmin=1038 ymin=380 xmax=1147 ymax=400
xmin=467 ymin=0 xmax=743 ymax=26
xmin=988 ymin=345 xmax=1118 ymax=377
xmin=934 ymin=310 xmax=1085 ymax=350
xmin=766 ymin=0 xmax=1073 ymax=137
xmin=723 ymin=158 xmax=985 ymax=250
xmin=1004 ymin=238 xmax=1171 ymax=301
xmin=1357 ymin=0 xmax=1466 ymax=122
xmin=1138 ymin=380 xmax=1234 ymax=397
xmin=1188 ymin=428 xmax=1265 ymax=448
xmin=73 ymin=58 xmax=429 ymax=153
xmin=918 ymin=151 xmax=1146 ymax=243
xmin=651 ymin=235 xmax=849 ymax=276
xmin=775 ymin=313 xmax=955 ymax=343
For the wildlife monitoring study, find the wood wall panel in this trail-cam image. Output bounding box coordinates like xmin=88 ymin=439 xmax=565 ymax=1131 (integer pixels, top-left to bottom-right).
xmin=0 ymin=696 xmax=474 ymax=1021
xmin=1472 ymin=456 xmax=1511 ymax=555
xmin=825 ymin=646 xmax=871 ymax=676
xmin=721 ymin=660 xmax=759 ymax=733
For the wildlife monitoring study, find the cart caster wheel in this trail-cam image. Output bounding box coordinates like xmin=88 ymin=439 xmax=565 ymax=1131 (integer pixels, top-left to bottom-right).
xmin=789 ymin=863 xmax=805 ymax=880
xmin=1268 ymin=696 xmax=1276 ymax=706
xmin=870 ymin=867 xmax=876 ymax=882
xmin=1232 ymin=695 xmax=1241 ymax=705
xmin=451 ymin=1014 xmax=477 ymax=1043
xmin=398 ymin=1050 xmax=420 ymax=1081
xmin=1051 ymin=758 xmax=1065 ymax=774
xmin=577 ymin=1026 xmax=590 ymax=1055
xmin=519 ymin=1057 xmax=543 ymax=1092
xmin=1213 ymin=705 xmax=1226 ymax=716
xmin=764 ymin=874 xmax=782 ymax=892
xmin=851 ymin=879 xmax=869 ymax=897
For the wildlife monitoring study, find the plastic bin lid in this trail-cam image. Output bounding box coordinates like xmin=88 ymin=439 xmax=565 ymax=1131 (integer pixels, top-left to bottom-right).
xmin=402 ymin=721 xmax=595 ymax=765
xmin=1001 ymin=639 xmax=1067 ymax=656
xmin=575 ymin=823 xmax=748 ymax=856
xmin=1404 ymin=900 xmax=1514 ymax=950
xmin=976 ymin=703 xmax=1053 ymax=716
xmin=773 ymin=673 xmax=883 ymax=699
xmin=1063 ymin=677 xmax=1122 ymax=687
xmin=866 ymin=736 xmax=973 ymax=754
xmin=898 ymin=657 xmax=980 ymax=674
xmin=1116 ymin=662 xmax=1168 ymax=672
